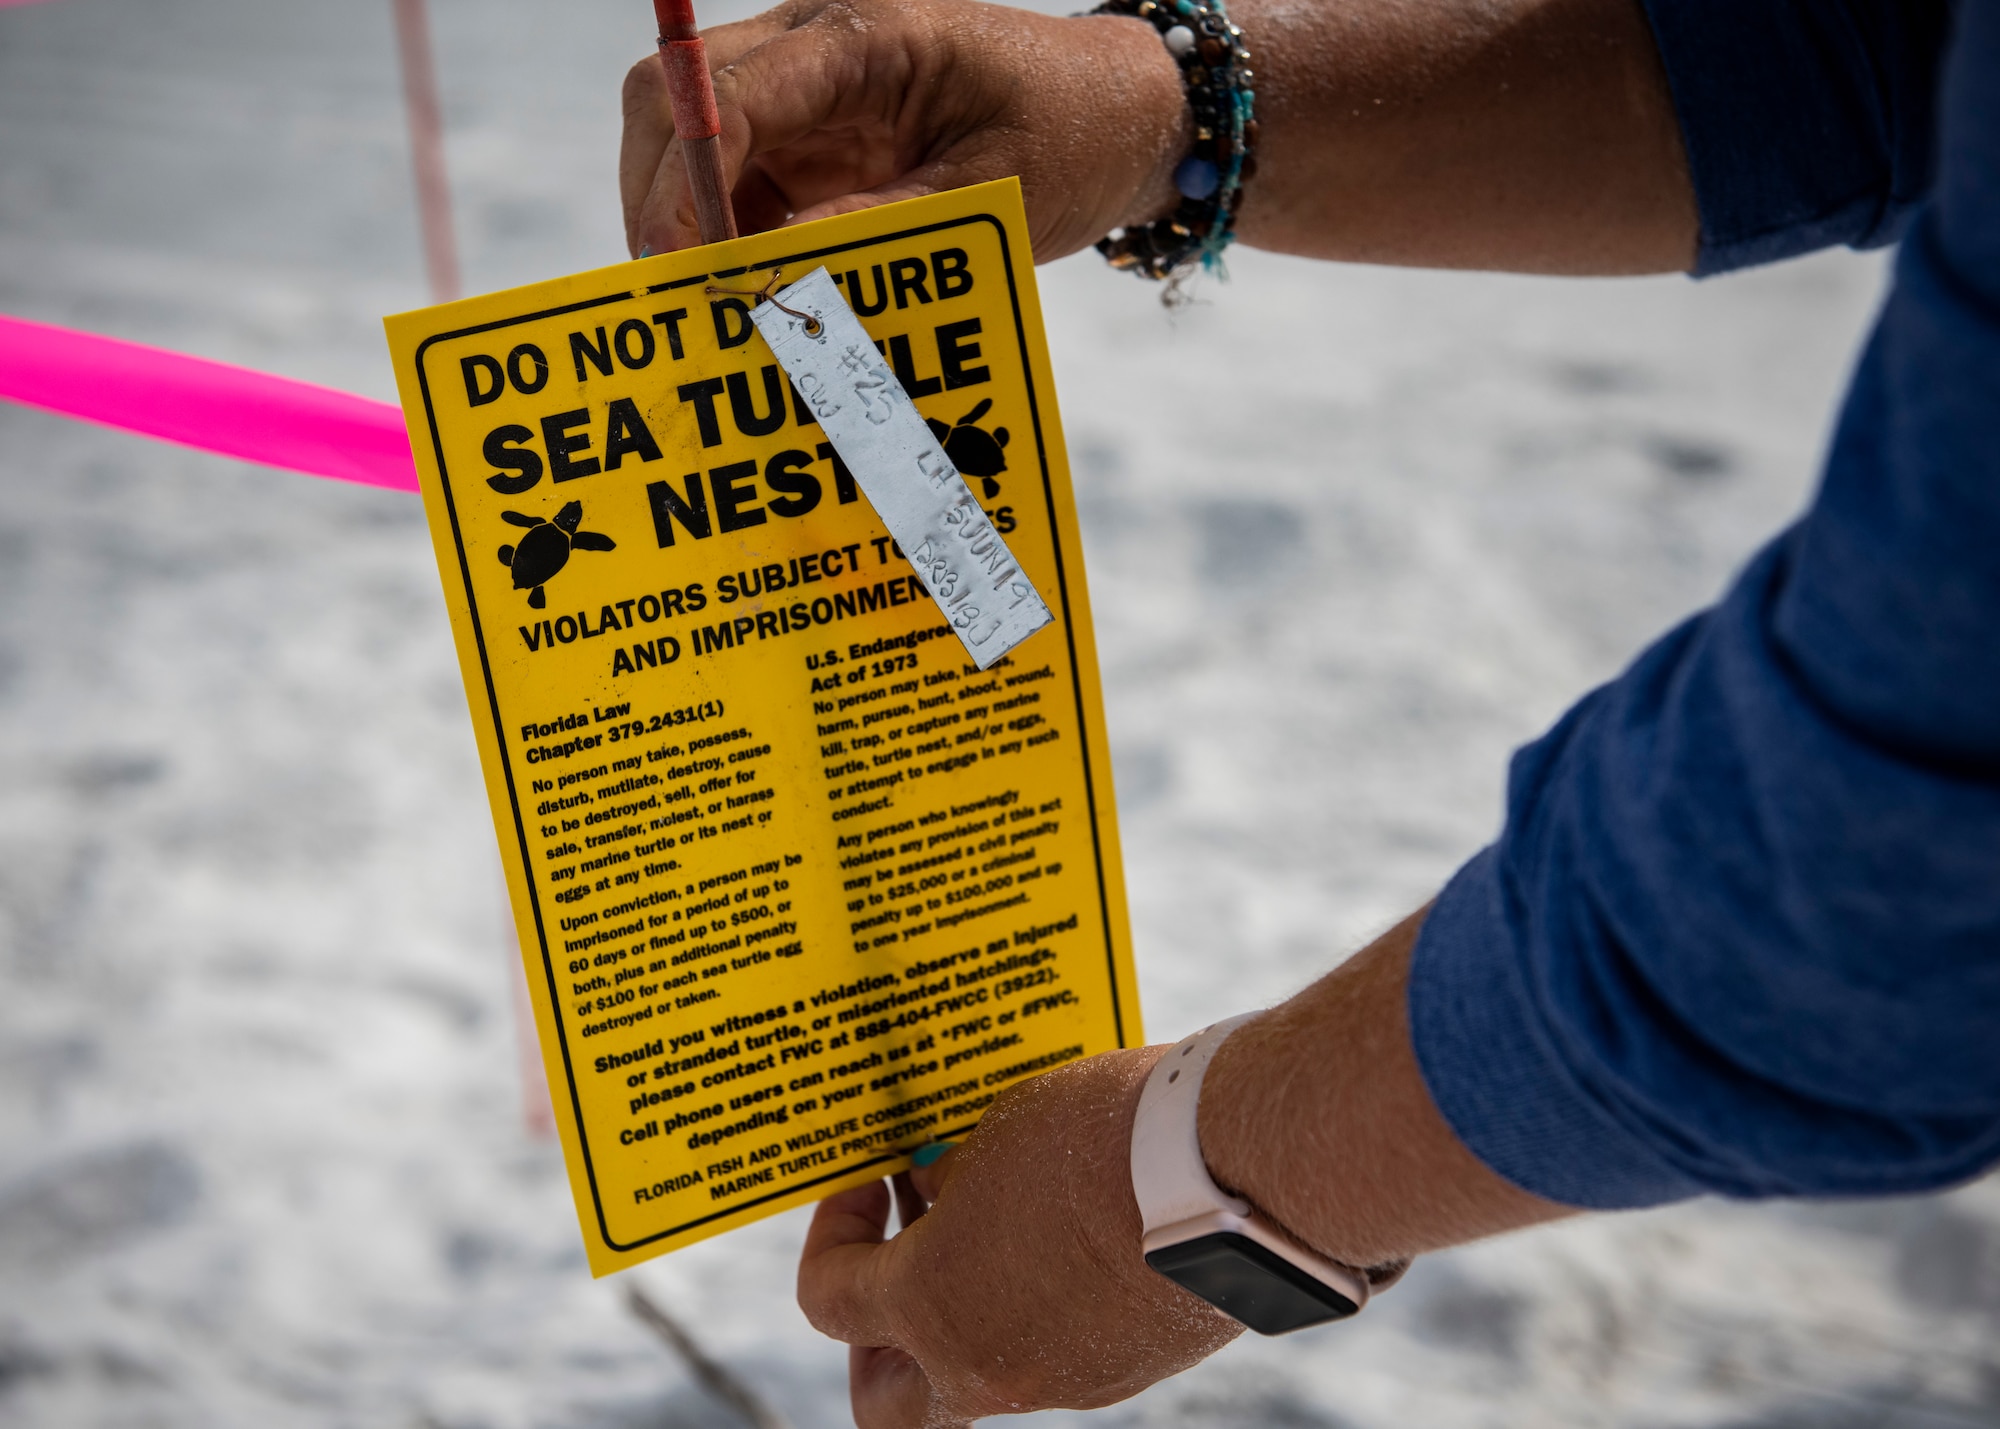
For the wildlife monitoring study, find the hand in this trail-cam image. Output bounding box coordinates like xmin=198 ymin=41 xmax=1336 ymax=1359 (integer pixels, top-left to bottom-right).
xmin=624 ymin=0 xmax=1695 ymax=274
xmin=796 ymin=1048 xmax=1241 ymax=1428
xmin=794 ymin=914 xmax=1569 ymax=1427
xmin=620 ymin=0 xmax=1190 ymax=262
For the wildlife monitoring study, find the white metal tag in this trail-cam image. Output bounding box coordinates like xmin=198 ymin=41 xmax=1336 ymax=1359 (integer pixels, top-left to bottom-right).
xmin=749 ymin=267 xmax=1053 ymax=669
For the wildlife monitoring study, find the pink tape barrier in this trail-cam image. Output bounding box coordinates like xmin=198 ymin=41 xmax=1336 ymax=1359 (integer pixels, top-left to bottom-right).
xmin=0 ymin=314 xmax=419 ymax=493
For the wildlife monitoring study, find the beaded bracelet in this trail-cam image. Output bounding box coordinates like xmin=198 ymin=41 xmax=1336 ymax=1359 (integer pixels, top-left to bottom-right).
xmin=1091 ymin=0 xmax=1258 ymax=286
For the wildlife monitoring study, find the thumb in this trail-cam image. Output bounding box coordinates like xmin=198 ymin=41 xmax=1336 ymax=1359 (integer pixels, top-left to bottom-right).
xmin=797 ymin=1180 xmax=908 ymax=1347
xmin=636 ymin=15 xmax=864 ymax=253
xmin=802 ymin=1183 xmax=961 ymax=1429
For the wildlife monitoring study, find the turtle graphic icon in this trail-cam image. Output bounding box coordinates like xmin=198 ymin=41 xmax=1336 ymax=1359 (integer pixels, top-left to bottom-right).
xmin=496 ymin=500 xmax=615 ymax=609
xmin=926 ymin=397 xmax=1010 ymax=500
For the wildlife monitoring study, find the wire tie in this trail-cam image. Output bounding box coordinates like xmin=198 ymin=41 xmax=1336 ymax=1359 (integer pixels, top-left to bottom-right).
xmin=703 ymin=271 xmax=822 ymax=335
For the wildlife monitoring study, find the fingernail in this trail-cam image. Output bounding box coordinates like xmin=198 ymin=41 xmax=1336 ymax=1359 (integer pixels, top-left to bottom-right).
xmin=638 ymin=244 xmax=653 ymax=259
xmin=911 ymin=1141 xmax=953 ymax=1168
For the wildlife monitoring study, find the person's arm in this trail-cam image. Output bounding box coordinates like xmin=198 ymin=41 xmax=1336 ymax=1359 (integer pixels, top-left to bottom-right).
xmin=621 ymin=0 xmax=1698 ymax=273
xmin=796 ymin=912 xmax=1568 ymax=1429
xmin=1404 ymin=0 xmax=2000 ymax=1210
xmin=792 ymin=4 xmax=1997 ymax=1421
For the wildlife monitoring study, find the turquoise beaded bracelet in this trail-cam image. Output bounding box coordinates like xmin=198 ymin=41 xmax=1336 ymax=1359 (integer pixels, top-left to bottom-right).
xmin=1092 ymin=0 xmax=1258 ymax=284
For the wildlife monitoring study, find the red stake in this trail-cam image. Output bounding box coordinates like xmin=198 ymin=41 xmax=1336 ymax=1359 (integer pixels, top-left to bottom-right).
xmin=651 ymin=0 xmax=739 ymax=246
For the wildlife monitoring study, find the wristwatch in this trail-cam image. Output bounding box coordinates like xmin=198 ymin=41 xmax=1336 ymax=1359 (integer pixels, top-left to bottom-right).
xmin=1129 ymin=1014 xmax=1371 ymax=1335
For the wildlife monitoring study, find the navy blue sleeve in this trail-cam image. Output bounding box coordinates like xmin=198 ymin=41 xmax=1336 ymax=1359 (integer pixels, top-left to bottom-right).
xmin=1641 ymin=0 xmax=1952 ymax=273
xmin=1406 ymin=0 xmax=2000 ymax=1208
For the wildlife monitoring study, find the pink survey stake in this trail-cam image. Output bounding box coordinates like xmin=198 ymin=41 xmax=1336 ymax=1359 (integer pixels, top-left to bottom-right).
xmin=0 ymin=314 xmax=418 ymax=492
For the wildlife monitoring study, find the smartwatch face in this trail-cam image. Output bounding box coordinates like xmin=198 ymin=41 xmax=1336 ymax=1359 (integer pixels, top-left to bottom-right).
xmin=1146 ymin=1232 xmax=1360 ymax=1336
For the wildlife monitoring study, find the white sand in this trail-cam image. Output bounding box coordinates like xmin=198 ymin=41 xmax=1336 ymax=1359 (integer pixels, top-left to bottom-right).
xmin=0 ymin=1 xmax=1994 ymax=1426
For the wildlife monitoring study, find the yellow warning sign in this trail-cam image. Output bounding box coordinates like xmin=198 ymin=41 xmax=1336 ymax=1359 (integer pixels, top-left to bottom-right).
xmin=385 ymin=180 xmax=1139 ymax=1274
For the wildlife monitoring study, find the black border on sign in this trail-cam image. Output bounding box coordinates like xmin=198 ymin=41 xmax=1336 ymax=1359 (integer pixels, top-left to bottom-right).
xmin=412 ymin=212 xmax=1122 ymax=1253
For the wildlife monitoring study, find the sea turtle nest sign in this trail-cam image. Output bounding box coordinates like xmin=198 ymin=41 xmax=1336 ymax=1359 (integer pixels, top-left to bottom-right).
xmin=385 ymin=180 xmax=1141 ymax=1273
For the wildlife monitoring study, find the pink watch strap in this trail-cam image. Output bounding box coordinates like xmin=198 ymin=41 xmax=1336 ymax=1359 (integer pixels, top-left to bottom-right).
xmin=1130 ymin=1014 xmax=1380 ymax=1314
xmin=1129 ymin=1014 xmax=1257 ymax=1233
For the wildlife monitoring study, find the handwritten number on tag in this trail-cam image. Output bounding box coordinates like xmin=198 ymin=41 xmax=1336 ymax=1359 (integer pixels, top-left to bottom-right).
xmin=853 ymin=369 xmax=894 ymax=425
xmin=837 ymin=345 xmax=896 ymax=426
xmin=908 ymin=539 xmax=957 ymax=600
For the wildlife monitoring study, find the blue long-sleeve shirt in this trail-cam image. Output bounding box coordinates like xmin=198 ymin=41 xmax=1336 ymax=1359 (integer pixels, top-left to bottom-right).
xmin=1407 ymin=0 xmax=2000 ymax=1207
